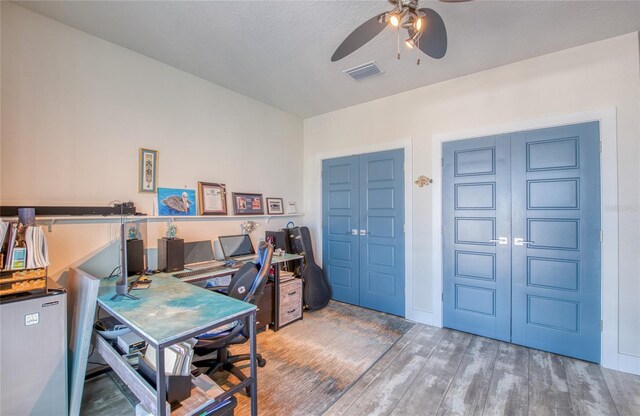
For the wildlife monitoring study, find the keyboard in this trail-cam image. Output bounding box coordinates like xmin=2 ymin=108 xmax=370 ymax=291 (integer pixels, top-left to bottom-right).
xmin=173 ymin=265 xmax=228 ymax=279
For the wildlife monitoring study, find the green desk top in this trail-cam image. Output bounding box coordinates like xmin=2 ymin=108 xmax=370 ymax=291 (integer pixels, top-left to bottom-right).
xmin=97 ymin=275 xmax=255 ymax=346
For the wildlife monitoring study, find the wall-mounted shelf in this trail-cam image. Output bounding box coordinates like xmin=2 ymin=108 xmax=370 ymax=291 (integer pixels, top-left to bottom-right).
xmin=1 ymin=213 xmax=304 ymax=231
xmin=146 ymin=213 xmax=303 ymax=224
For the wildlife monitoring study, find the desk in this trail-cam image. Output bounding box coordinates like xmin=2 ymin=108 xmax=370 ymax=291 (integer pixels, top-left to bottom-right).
xmin=96 ymin=275 xmax=257 ymax=416
xmin=177 ymin=253 xmax=304 ymax=331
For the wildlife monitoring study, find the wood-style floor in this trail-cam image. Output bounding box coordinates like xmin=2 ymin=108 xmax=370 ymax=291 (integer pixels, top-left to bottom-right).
xmin=82 ymin=322 xmax=640 ymax=415
xmin=325 ymin=324 xmax=640 ymax=416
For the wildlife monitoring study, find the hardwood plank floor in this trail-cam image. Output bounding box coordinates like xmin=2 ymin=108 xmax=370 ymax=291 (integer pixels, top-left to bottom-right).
xmin=81 ymin=373 xmax=135 ymax=415
xmin=332 ymin=325 xmax=445 ymax=416
xmin=327 ymin=323 xmax=640 ymax=416
xmin=601 ymin=366 xmax=640 ymax=416
xmin=82 ymin=321 xmax=639 ymax=416
xmin=390 ymin=330 xmax=472 ymax=416
xmin=438 ymin=337 xmax=499 ymax=415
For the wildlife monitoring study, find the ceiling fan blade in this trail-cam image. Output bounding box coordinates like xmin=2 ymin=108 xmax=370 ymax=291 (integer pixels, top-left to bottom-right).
xmin=411 ymin=8 xmax=447 ymax=59
xmin=331 ymin=14 xmax=387 ymax=62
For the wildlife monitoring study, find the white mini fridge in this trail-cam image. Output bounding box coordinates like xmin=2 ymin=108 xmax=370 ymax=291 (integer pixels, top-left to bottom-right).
xmin=0 ymin=282 xmax=68 ymax=415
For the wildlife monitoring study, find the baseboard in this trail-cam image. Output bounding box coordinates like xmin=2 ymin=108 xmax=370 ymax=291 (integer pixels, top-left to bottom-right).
xmin=405 ymin=309 xmax=439 ymax=327
xmin=616 ymin=353 xmax=640 ymax=375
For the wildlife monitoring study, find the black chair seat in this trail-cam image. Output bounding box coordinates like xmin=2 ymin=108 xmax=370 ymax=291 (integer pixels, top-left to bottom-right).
xmin=192 ymin=241 xmax=273 ymax=396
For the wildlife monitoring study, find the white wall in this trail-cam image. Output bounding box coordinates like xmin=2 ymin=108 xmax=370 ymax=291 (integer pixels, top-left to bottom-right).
xmin=304 ymin=33 xmax=640 ymax=367
xmin=0 ymin=3 xmax=304 ymax=276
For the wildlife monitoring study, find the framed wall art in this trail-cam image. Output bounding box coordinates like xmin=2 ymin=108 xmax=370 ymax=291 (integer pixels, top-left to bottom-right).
xmin=157 ymin=187 xmax=196 ymax=216
xmin=232 ymin=193 xmax=264 ymax=215
xmin=266 ymin=197 xmax=284 ymax=215
xmin=198 ymin=182 xmax=227 ymax=215
xmin=139 ymin=148 xmax=158 ymax=193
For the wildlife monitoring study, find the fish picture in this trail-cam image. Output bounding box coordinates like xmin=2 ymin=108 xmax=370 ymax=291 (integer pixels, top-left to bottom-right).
xmin=158 ymin=188 xmax=196 ymax=216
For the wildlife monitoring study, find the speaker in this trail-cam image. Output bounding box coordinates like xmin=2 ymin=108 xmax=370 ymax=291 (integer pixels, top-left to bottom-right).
xmin=158 ymin=238 xmax=184 ymax=272
xmin=265 ymin=230 xmax=291 ymax=252
xmin=265 ymin=230 xmax=295 ymax=272
xmin=126 ymin=239 xmax=145 ymax=276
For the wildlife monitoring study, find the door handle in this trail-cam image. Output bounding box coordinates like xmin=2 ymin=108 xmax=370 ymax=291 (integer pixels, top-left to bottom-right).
xmin=350 ymin=229 xmax=358 ymax=235
xmin=514 ymin=237 xmax=534 ymax=246
xmin=489 ymin=237 xmax=508 ymax=245
xmin=360 ymin=229 xmax=367 ymax=236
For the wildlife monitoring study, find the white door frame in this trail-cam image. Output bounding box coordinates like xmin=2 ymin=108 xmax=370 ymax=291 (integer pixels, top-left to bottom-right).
xmin=314 ymin=138 xmax=414 ymax=318
xmin=431 ymin=108 xmax=627 ymax=372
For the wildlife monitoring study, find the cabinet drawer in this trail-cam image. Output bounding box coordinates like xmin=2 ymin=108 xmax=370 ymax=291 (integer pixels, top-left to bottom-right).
xmin=279 ymin=279 xmax=302 ymax=304
xmin=278 ymin=302 xmax=302 ymax=326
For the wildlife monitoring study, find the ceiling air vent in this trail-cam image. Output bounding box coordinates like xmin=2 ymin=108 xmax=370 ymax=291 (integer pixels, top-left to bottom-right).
xmin=343 ymin=61 xmax=384 ymax=81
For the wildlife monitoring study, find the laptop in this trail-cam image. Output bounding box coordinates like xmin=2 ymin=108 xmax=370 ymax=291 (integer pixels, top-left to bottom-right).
xmin=218 ymin=234 xmax=257 ymax=262
xmin=183 ymin=241 xmax=222 ymax=269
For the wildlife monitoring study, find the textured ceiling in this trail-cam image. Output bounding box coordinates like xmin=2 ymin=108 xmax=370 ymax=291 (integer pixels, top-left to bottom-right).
xmin=14 ymin=1 xmax=640 ymax=118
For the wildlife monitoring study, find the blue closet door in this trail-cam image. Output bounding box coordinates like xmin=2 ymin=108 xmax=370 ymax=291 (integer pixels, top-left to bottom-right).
xmin=442 ymin=121 xmax=601 ymax=363
xmin=322 ymin=155 xmax=360 ymax=305
xmin=322 ymin=149 xmax=405 ymax=316
xmin=443 ymin=135 xmax=512 ymax=341
xmin=511 ymin=122 xmax=601 ymax=363
xmin=359 ymin=149 xmax=405 ymax=316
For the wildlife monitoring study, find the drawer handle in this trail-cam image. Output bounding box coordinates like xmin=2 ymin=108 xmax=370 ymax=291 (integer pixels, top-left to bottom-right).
xmin=287 ymin=309 xmax=296 ymax=314
xmin=287 ymin=291 xmax=297 ymax=295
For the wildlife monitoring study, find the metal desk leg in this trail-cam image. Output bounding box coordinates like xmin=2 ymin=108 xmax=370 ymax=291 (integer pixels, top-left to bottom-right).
xmin=273 ymin=265 xmax=280 ymax=331
xmin=249 ymin=312 xmax=258 ymax=416
xmin=156 ymin=345 xmax=166 ymax=416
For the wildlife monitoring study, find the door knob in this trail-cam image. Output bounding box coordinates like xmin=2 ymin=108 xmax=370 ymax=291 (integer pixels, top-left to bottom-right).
xmin=489 ymin=237 xmax=508 ymax=245
xmin=514 ymin=237 xmax=534 ymax=246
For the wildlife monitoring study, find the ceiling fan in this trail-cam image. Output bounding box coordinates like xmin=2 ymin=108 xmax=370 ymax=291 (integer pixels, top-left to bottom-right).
xmin=331 ymin=0 xmax=470 ymax=63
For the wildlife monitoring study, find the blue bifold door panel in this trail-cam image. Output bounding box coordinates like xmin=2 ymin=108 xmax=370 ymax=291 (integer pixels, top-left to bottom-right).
xmin=322 ymin=149 xmax=405 ymax=316
xmin=443 ymin=122 xmax=601 ymax=363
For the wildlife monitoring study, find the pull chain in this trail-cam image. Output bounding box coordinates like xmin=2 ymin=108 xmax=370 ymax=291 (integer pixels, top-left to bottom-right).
xmin=397 ymin=27 xmax=401 ymax=60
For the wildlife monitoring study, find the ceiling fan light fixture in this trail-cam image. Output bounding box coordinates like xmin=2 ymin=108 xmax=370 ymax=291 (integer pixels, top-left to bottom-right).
xmin=331 ymin=1 xmax=448 ymax=62
xmin=414 ymin=16 xmax=423 ymax=31
xmin=405 ymin=31 xmax=421 ymax=49
xmin=389 ymin=13 xmax=400 ymax=27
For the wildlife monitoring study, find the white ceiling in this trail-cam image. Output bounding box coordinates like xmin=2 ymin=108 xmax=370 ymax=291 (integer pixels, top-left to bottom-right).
xmin=14 ymin=1 xmax=640 ymax=118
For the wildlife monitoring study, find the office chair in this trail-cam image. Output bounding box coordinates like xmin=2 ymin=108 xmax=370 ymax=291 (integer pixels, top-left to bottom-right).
xmin=192 ymin=241 xmax=273 ymax=395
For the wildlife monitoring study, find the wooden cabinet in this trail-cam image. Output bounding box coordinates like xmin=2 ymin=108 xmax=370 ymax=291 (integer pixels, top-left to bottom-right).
xmin=277 ymin=279 xmax=302 ymax=328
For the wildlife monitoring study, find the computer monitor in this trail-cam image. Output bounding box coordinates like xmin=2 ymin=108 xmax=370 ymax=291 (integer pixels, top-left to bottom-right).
xmin=183 ymin=241 xmax=215 ymax=266
xmin=218 ymin=234 xmax=255 ymax=259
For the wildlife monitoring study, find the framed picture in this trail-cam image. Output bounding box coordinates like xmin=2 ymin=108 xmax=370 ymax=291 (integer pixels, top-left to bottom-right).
xmin=157 ymin=187 xmax=196 ymax=216
xmin=139 ymin=148 xmax=158 ymax=193
xmin=266 ymin=197 xmax=284 ymax=215
xmin=198 ymin=182 xmax=227 ymax=215
xmin=232 ymin=193 xmax=264 ymax=215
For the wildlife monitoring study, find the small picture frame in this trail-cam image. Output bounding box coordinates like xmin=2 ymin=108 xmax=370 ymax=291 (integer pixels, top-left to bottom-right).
xmin=266 ymin=198 xmax=284 ymax=215
xmin=198 ymin=182 xmax=227 ymax=215
xmin=232 ymin=193 xmax=264 ymax=215
xmin=139 ymin=148 xmax=158 ymax=193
